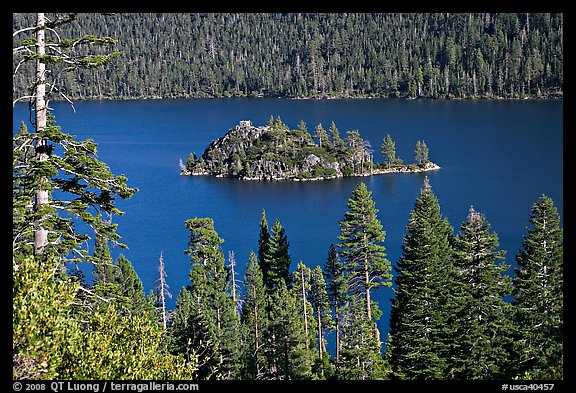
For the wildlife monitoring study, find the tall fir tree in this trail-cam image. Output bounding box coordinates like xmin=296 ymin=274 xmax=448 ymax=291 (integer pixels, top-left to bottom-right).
xmin=168 ymin=287 xmax=197 ymax=364
xmin=184 ymin=217 xmax=241 ymax=380
xmin=451 ymin=206 xmax=514 ymax=379
xmin=266 ymin=218 xmax=293 ymax=291
xmin=512 ymin=195 xmax=563 ymax=379
xmin=323 ymin=243 xmax=347 ymax=362
xmin=381 ymin=134 xmax=397 ymax=169
xmin=309 ymin=265 xmax=334 ymax=376
xmin=240 ymin=252 xmax=269 ymax=380
xmin=292 ymin=262 xmax=315 ymax=354
xmin=112 ymin=254 xmax=156 ymax=318
xmin=338 ymin=182 xmax=392 ymax=344
xmin=264 ymin=280 xmax=315 ymax=380
xmin=257 ymin=209 xmax=271 ymax=285
xmin=12 ymin=13 xmax=131 ymax=262
xmin=414 ymin=140 xmax=429 ymax=165
xmin=386 ymin=176 xmax=457 ymax=379
xmin=329 ymin=121 xmax=346 ymax=153
xmin=337 ymin=298 xmax=387 ymax=380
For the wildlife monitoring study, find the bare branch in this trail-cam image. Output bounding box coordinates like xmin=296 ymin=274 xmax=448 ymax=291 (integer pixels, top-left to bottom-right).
xmin=13 ymin=26 xmax=37 ymax=37
xmin=13 ymin=96 xmax=37 ymax=107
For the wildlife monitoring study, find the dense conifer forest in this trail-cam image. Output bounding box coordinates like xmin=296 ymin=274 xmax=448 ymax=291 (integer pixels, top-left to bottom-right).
xmin=13 ymin=13 xmax=563 ymax=100
xmin=12 ymin=12 xmax=563 ymax=382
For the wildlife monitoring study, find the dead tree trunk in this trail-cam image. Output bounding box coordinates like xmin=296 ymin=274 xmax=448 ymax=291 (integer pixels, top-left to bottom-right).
xmin=33 ymin=12 xmax=49 ymax=256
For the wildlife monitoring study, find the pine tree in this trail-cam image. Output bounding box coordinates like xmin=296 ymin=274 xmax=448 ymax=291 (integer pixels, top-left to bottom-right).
xmin=512 ymin=195 xmax=563 ymax=379
xmin=168 ymin=288 xmax=197 ymax=363
xmin=337 ymin=298 xmax=387 ymax=380
xmin=184 ymin=217 xmax=241 ymax=379
xmin=257 ymin=209 xmax=271 ymax=284
xmin=414 ymin=140 xmax=429 ymax=165
xmin=338 ymin=182 xmax=392 ymax=344
xmin=13 ymin=13 xmax=128 ymax=261
xmin=386 ymin=176 xmax=456 ymax=379
xmin=265 ymin=280 xmax=315 ymax=379
xmin=240 ymin=252 xmax=269 ymax=379
xmin=323 ymin=243 xmax=346 ymax=361
xmin=309 ymin=266 xmax=334 ymax=365
xmin=292 ymin=262 xmax=315 ymax=353
xmin=329 ymin=121 xmax=346 ymax=153
xmin=381 ymin=134 xmax=396 ymax=169
xmin=451 ymin=206 xmax=514 ymax=379
xmin=314 ymin=123 xmax=332 ymax=150
xmin=266 ymin=218 xmax=292 ymax=290
xmin=112 ymin=254 xmax=155 ymax=316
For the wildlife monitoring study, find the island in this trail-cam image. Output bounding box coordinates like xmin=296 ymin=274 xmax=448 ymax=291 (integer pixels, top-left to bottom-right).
xmin=180 ymin=117 xmax=440 ymax=181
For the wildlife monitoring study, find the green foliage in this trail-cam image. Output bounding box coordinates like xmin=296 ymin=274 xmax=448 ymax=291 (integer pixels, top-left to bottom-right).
xmin=414 ymin=140 xmax=429 ymax=165
xmin=183 ymin=217 xmax=241 ymax=379
xmin=511 ymin=195 xmax=563 ymax=379
xmin=386 ymin=177 xmax=456 ymax=379
xmin=338 ymin=182 xmax=392 ymax=322
xmin=263 ymin=218 xmax=292 ymax=292
xmin=13 ymin=255 xmax=195 ymax=380
xmin=337 ymin=299 xmax=387 ymax=380
xmin=264 ymin=281 xmax=315 ymax=379
xmin=12 ymin=112 xmax=138 ymax=264
xmin=450 ymin=207 xmax=513 ymax=379
xmin=240 ymin=252 xmax=269 ymax=379
xmin=381 ymin=134 xmax=396 ymax=168
xmin=13 ymin=13 xmax=564 ymax=100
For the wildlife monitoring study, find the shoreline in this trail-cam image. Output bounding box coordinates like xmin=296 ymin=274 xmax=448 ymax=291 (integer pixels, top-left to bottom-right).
xmin=181 ymin=162 xmax=441 ymax=182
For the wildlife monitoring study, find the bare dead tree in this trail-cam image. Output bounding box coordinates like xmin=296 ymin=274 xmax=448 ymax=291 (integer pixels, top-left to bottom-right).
xmin=155 ymin=251 xmax=172 ymax=329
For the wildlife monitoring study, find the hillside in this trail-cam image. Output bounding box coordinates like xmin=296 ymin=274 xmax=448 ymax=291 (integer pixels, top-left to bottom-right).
xmin=12 ymin=13 xmax=563 ymax=100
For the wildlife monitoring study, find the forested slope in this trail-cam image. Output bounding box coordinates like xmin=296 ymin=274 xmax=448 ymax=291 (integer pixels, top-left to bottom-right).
xmin=12 ymin=13 xmax=563 ymax=100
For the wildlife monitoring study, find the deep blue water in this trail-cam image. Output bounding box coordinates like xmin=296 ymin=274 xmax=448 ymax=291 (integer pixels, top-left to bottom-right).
xmin=13 ymin=98 xmax=563 ymax=351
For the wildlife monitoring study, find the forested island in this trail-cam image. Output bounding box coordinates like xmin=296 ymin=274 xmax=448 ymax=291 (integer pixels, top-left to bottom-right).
xmin=12 ymin=13 xmax=563 ymax=101
xmin=181 ymin=117 xmax=439 ymax=180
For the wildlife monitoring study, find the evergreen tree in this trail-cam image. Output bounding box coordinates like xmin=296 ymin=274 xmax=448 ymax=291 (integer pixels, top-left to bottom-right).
xmin=292 ymin=262 xmax=316 ymax=354
xmin=314 ymin=123 xmax=332 ymax=150
xmin=257 ymin=209 xmax=271 ymax=284
xmin=240 ymin=252 xmax=269 ymax=379
xmin=338 ymin=182 xmax=392 ymax=344
xmin=91 ymin=218 xmax=118 ymax=301
xmin=415 ymin=140 xmax=430 ymax=165
xmin=329 ymin=121 xmax=346 ymax=153
xmin=381 ymin=134 xmax=396 ymax=169
xmin=323 ymin=243 xmax=347 ymax=361
xmin=451 ymin=206 xmax=514 ymax=379
xmin=386 ymin=177 xmax=456 ymax=380
xmin=337 ymin=298 xmax=387 ymax=380
xmin=266 ymin=218 xmax=292 ymax=290
xmin=309 ymin=266 xmax=334 ymax=365
xmin=112 ymin=254 xmax=156 ymax=318
xmin=13 ymin=13 xmax=130 ymax=261
xmin=265 ymin=280 xmax=315 ymax=379
xmin=184 ymin=217 xmax=241 ymax=379
xmin=168 ymin=288 xmax=197 ymax=363
xmin=512 ymin=195 xmax=563 ymax=379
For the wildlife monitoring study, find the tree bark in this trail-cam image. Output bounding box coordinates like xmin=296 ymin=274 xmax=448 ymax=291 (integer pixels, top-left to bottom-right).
xmin=33 ymin=12 xmax=49 ymax=257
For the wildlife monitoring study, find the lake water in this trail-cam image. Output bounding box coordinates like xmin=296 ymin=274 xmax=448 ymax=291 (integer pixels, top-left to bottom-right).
xmin=13 ymin=98 xmax=563 ymax=349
